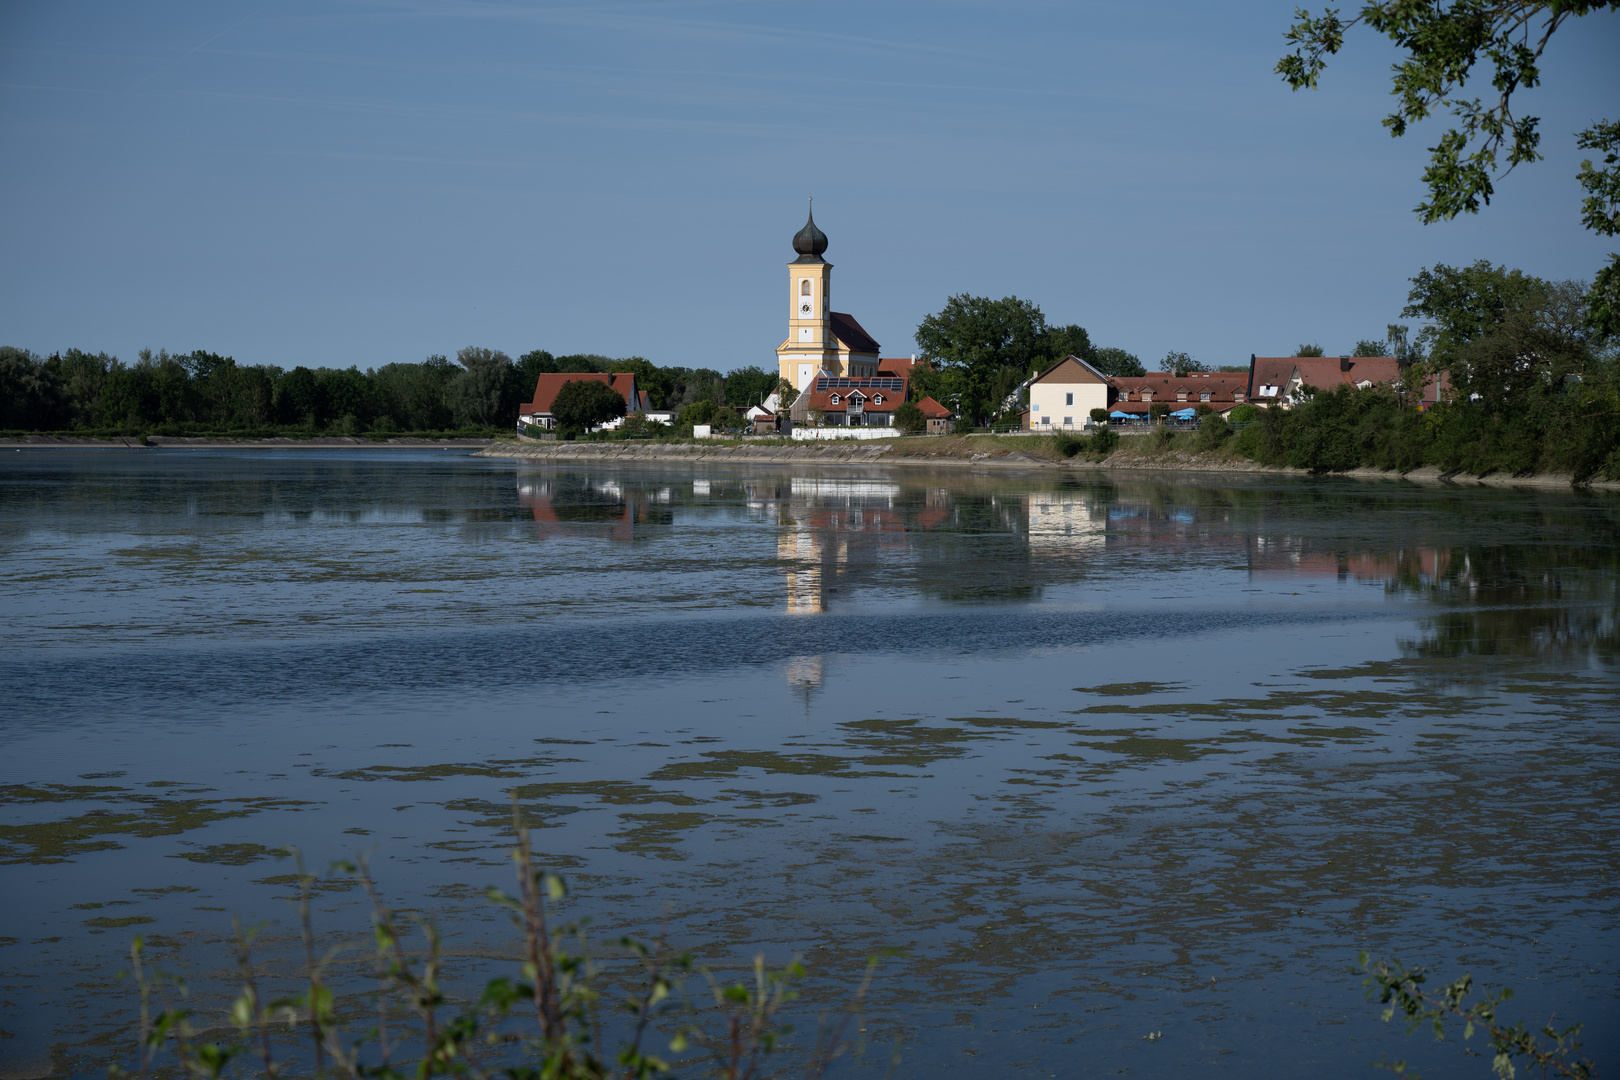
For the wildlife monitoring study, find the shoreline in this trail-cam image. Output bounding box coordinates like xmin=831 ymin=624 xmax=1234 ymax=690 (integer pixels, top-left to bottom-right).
xmin=5 ymin=433 xmax=1614 ymax=489
xmin=0 ymin=435 xmax=497 ymax=450
xmin=474 ymin=438 xmax=1620 ymax=489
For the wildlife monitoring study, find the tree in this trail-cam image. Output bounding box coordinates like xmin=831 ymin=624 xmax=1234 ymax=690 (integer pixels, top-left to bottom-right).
xmin=1091 ymin=347 xmax=1146 ymax=377
xmin=1352 ymin=340 xmax=1387 ymax=356
xmin=915 ymin=294 xmax=1050 ymax=424
xmin=1089 ymin=407 xmax=1110 ymax=424
xmin=1164 ymin=350 xmax=1208 ymax=375
xmin=551 ymin=379 xmax=626 ymax=432
xmin=775 ymin=377 xmax=799 ymax=410
xmin=892 ymin=400 xmax=925 ymax=434
xmin=1040 ymin=324 xmax=1095 ymax=365
xmin=723 ymin=365 xmax=777 ymax=408
xmin=1294 ymin=343 xmax=1326 ymax=357
xmin=1275 ymin=2 xmax=1620 ymax=336
xmin=1401 ymin=260 xmax=1548 ymax=363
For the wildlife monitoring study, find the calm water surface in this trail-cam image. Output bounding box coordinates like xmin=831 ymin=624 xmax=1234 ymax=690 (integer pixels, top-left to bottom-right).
xmin=1 ymin=450 xmax=1616 ymax=1078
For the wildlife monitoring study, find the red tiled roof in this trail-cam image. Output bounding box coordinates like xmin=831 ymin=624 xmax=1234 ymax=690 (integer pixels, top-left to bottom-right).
xmin=830 ymin=312 xmax=880 ymax=355
xmin=916 ymin=395 xmax=954 ymax=418
xmin=877 ymin=356 xmax=931 ymax=377
xmin=805 ymin=373 xmax=909 ymax=415
xmin=1110 ymin=372 xmax=1249 ymax=405
xmin=1249 ymin=357 xmax=1402 ymax=400
xmin=520 ymin=373 xmax=637 ymax=416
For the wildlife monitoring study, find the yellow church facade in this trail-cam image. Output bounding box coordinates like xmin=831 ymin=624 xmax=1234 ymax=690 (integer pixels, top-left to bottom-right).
xmin=775 ymin=205 xmax=881 ymax=390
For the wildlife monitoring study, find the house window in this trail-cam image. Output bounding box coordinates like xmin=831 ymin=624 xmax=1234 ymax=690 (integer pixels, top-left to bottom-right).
xmin=1063 ymin=416 xmax=1073 ymax=426
xmin=1041 ymin=416 xmax=1051 ymax=425
xmin=873 ymin=394 xmax=883 ymax=405
xmin=1200 ymin=390 xmax=1211 ymax=402
xmin=1141 ymin=392 xmax=1152 ymax=402
xmin=1065 ymin=392 xmax=1073 ymax=406
xmin=1177 ymin=391 xmax=1188 ymax=401
xmin=830 ymin=393 xmax=839 ymax=404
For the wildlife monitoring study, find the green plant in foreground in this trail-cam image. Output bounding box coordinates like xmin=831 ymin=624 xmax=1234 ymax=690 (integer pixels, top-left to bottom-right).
xmin=113 ymin=819 xmax=893 ymax=1080
xmin=1355 ymin=952 xmax=1595 ymax=1079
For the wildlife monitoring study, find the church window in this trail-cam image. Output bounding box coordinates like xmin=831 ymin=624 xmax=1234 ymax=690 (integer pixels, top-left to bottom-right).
xmin=800 ymin=280 xmax=811 ymax=296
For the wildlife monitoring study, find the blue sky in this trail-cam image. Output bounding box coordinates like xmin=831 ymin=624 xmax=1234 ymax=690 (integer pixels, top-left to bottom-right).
xmin=2 ymin=1 xmax=1616 ymax=373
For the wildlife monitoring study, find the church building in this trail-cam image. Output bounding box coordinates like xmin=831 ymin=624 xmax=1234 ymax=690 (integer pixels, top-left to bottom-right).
xmin=775 ymin=204 xmax=882 ymax=390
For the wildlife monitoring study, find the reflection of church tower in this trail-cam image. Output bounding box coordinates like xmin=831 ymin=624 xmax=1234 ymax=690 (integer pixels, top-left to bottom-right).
xmin=775 ymin=201 xmax=880 ymax=391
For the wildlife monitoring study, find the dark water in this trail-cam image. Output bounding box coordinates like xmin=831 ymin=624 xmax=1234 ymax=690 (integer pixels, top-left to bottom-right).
xmin=1 ymin=450 xmax=1616 ymax=1078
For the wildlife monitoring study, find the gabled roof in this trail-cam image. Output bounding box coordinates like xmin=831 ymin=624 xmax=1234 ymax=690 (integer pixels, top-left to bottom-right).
xmin=1110 ymin=372 xmax=1249 ymax=402
xmin=830 ymin=312 xmax=880 ymax=355
xmin=1029 ymin=354 xmax=1109 ymax=385
xmin=1248 ymin=356 xmax=1402 ymax=398
xmin=804 ymin=373 xmax=909 ymax=414
xmin=520 ymin=372 xmax=637 ymax=416
xmin=916 ymin=395 xmax=954 ymax=419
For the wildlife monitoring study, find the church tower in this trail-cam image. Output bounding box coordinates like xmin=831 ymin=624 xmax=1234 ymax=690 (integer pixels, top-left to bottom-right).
xmin=774 ymin=202 xmax=882 ymax=389
xmin=777 ymin=202 xmax=835 ymax=392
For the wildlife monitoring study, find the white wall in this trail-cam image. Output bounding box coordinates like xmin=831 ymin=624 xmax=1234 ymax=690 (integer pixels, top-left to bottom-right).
xmin=1028 ymin=382 xmax=1107 ymax=428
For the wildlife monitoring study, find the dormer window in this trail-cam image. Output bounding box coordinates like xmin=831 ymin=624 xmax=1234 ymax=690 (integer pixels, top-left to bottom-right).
xmin=830 ymin=393 xmax=840 ymax=405
xmin=873 ymin=394 xmax=883 ymax=405
xmin=1200 ymin=390 xmax=1211 ymax=402
xmin=1176 ymin=390 xmax=1188 ymax=402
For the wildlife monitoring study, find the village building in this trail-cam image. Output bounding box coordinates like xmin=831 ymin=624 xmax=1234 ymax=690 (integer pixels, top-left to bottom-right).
xmin=796 ymin=370 xmax=911 ymax=428
xmin=1022 ymin=355 xmax=1111 ymax=429
xmin=774 ymin=203 xmax=883 ymax=392
xmin=1109 ymin=371 xmax=1251 ymax=421
xmin=1247 ymin=355 xmax=1402 ymax=405
xmin=916 ymin=395 xmax=955 ymax=434
xmin=518 ymin=372 xmax=645 ymax=431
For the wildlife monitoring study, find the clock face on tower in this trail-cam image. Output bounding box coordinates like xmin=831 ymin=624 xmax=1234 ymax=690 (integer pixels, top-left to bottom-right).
xmin=799 ymin=301 xmax=812 ymax=316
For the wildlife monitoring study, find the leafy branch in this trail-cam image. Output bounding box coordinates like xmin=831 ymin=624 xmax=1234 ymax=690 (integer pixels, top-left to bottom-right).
xmin=1354 ymin=952 xmax=1597 ymax=1079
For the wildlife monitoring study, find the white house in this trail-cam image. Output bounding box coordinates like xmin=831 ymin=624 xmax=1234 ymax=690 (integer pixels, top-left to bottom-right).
xmin=1024 ymin=355 xmax=1111 ymax=429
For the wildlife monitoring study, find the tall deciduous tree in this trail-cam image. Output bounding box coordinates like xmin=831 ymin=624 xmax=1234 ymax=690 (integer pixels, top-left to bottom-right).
xmin=1275 ymin=1 xmax=1620 ymax=336
xmin=915 ymin=294 xmax=1050 ymax=424
xmin=1091 ymin=347 xmax=1146 ymax=377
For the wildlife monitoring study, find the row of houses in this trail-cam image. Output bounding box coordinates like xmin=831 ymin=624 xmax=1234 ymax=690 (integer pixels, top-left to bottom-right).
xmin=514 ymin=352 xmax=1423 ymax=435
xmin=1023 ymin=353 xmax=1417 ymax=429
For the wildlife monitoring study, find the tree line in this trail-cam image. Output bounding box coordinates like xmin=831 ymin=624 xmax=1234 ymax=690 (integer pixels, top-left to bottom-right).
xmin=0 ymin=345 xmax=782 ymax=436
xmin=1218 ymin=261 xmax=1620 ymax=480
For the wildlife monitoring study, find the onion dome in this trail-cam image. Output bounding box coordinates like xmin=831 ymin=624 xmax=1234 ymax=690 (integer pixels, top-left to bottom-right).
xmin=792 ymin=205 xmax=828 ymax=260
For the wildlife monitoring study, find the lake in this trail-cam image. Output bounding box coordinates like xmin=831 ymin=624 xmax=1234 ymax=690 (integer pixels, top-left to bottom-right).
xmin=1 ymin=449 xmax=1616 ymax=1078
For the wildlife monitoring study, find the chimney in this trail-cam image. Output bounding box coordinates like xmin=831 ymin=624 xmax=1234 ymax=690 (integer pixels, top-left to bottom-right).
xmin=1340 ymin=356 xmax=1351 ymax=372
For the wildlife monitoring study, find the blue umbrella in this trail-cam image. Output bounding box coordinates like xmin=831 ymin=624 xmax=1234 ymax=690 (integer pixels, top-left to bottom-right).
xmin=1109 ymin=410 xmax=1133 ymax=419
xmin=1170 ymin=408 xmax=1196 ymax=418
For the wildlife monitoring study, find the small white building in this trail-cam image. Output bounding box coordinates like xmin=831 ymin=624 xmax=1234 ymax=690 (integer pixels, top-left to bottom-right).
xmin=1024 ymin=355 xmax=1110 ymax=429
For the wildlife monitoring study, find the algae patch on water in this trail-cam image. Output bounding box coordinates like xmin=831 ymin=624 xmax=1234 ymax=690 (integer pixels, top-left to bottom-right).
xmin=0 ymin=785 xmax=311 ymax=865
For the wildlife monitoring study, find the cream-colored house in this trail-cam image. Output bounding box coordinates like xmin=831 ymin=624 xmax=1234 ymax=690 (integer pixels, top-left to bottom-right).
xmin=1025 ymin=355 xmax=1110 ymax=429
xmin=775 ymin=203 xmax=881 ymax=391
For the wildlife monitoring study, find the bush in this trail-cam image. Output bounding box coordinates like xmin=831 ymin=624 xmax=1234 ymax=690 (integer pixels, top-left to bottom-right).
xmin=1195 ymin=413 xmax=1231 ymax=451
xmin=1149 ymin=402 xmax=1171 ymax=423
xmin=1228 ymin=403 xmax=1259 ymax=423
xmin=892 ymin=400 xmax=926 ymax=434
xmin=1090 ymin=425 xmax=1119 ymax=455
xmin=1052 ymin=431 xmax=1087 ymax=458
xmin=1089 ymin=408 xmax=1109 ymax=424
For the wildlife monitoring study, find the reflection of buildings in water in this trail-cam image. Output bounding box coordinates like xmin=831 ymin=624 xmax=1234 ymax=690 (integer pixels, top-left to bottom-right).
xmin=515 ymin=476 xmax=669 ymax=542
xmin=1023 ymin=491 xmax=1105 ymax=551
xmin=777 ymin=477 xmax=909 ymax=615
xmin=1247 ymin=535 xmax=1452 ymax=585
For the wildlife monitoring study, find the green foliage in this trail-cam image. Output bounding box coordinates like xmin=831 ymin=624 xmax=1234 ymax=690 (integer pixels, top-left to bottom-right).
xmin=775 ymin=377 xmax=799 ymax=410
xmin=1353 ymin=339 xmax=1388 ymax=357
xmin=114 ymin=824 xmax=889 ymax=1080
xmin=1089 ymin=407 xmax=1110 ymax=424
xmin=1164 ymin=350 xmax=1207 ymax=375
xmin=1228 ymin=403 xmax=1259 ymax=423
xmin=1354 ymin=952 xmax=1596 ymax=1079
xmin=1090 ymin=424 xmax=1119 ymax=455
xmin=915 ymin=296 xmax=1102 ymax=425
xmin=1149 ymin=401 xmax=1171 ymax=420
xmin=1294 ymin=343 xmax=1325 ymax=357
xmin=891 ymin=400 xmax=926 ymax=434
xmin=1275 ymin=3 xmax=1618 ymax=331
xmin=722 ymin=365 xmax=777 ymax=408
xmin=1091 ymin=347 xmax=1146 ymax=377
xmin=551 ymin=379 xmax=629 ymax=433
xmin=1195 ymin=413 xmax=1232 ymax=451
